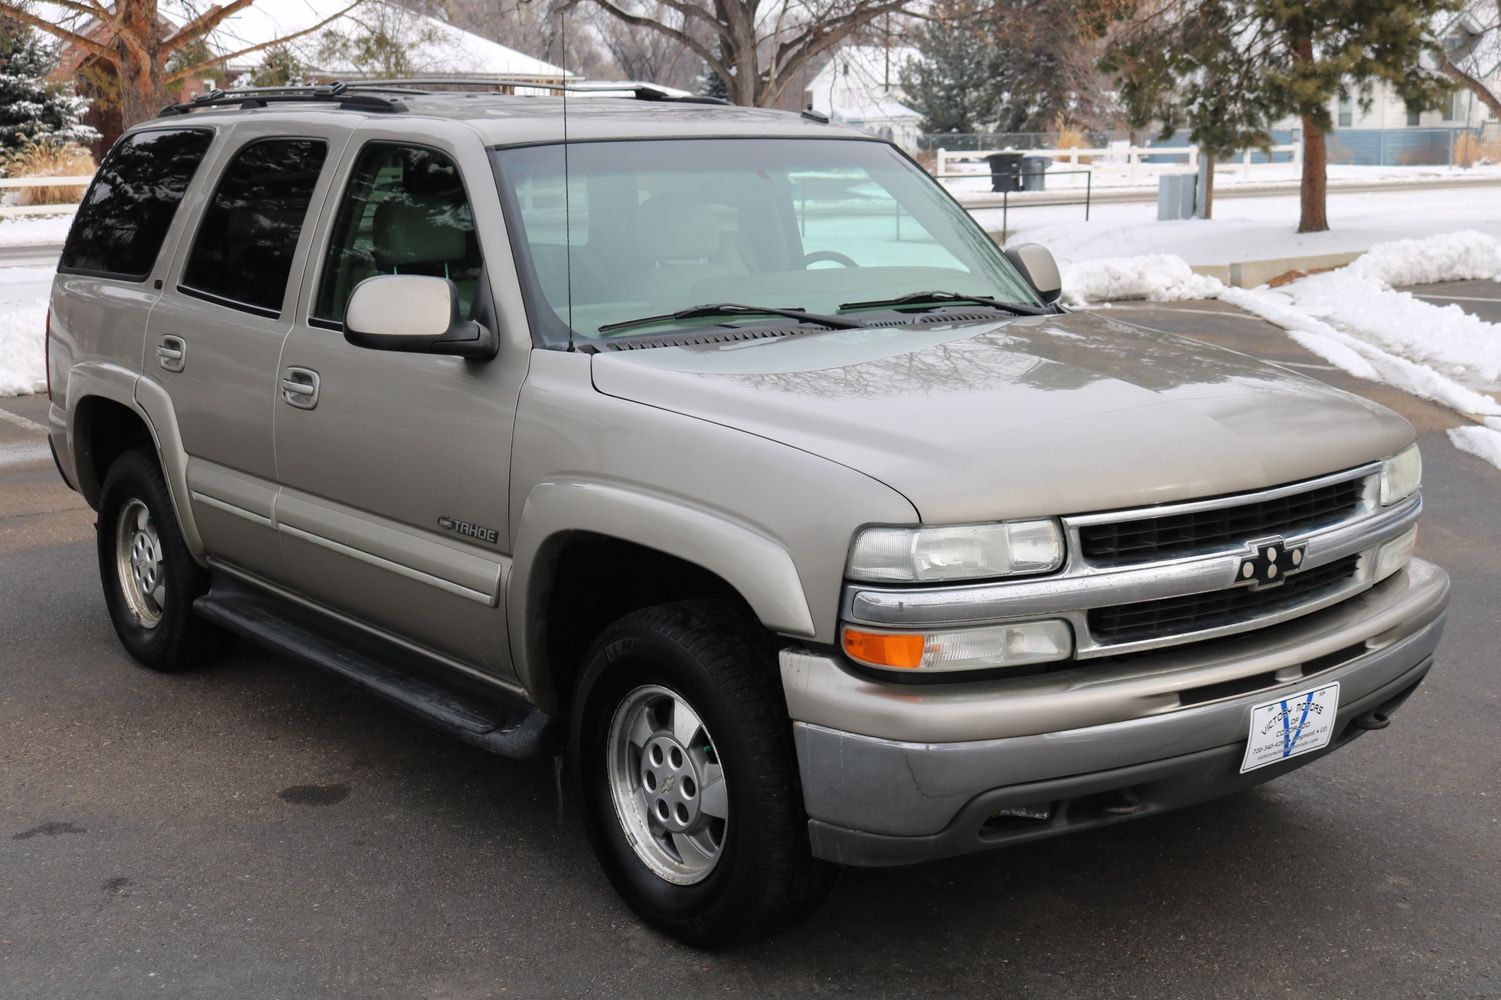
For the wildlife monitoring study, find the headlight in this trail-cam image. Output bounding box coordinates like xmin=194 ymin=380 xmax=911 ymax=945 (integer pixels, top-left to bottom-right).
xmin=842 ymin=620 xmax=1074 ymax=673
xmin=848 ymin=519 xmax=1064 ymax=583
xmin=1380 ymin=444 xmax=1421 ymax=506
xmin=1374 ymin=525 xmax=1418 ymax=581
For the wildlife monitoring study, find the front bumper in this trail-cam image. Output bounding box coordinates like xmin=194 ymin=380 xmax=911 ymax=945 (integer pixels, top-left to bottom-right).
xmin=784 ymin=559 xmax=1448 ymax=867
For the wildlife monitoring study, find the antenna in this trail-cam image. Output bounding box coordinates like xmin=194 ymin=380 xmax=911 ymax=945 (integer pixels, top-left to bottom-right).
xmin=559 ymin=9 xmax=576 ymax=352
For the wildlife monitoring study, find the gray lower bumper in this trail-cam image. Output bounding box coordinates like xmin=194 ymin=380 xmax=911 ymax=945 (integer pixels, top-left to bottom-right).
xmin=791 ymin=563 xmax=1448 ymax=867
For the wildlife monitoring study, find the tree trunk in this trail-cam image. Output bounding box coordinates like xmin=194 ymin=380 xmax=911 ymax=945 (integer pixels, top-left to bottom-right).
xmin=116 ymin=0 xmax=166 ymax=130
xmin=1299 ymin=113 xmax=1329 ymax=234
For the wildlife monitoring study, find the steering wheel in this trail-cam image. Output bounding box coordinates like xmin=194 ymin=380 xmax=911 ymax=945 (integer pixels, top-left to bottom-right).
xmin=802 ymin=250 xmax=860 ymax=268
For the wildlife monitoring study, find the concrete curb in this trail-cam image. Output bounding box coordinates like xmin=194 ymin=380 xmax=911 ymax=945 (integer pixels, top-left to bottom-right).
xmin=1190 ymin=251 xmax=1364 ymax=289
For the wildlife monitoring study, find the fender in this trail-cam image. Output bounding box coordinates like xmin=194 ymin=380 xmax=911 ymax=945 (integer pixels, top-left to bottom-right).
xmin=509 ymin=480 xmax=817 ymax=705
xmin=62 ymin=361 xmax=141 ymax=505
xmin=65 ymin=365 xmax=207 ymax=563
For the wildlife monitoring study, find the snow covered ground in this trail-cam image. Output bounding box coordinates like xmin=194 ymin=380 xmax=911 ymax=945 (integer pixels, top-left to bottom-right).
xmin=941 ymin=161 xmax=1501 ymax=197
xmin=996 ymin=183 xmax=1501 ymax=264
xmin=0 ymin=266 xmax=53 ymax=397
xmin=0 ymin=214 xmax=74 ymax=246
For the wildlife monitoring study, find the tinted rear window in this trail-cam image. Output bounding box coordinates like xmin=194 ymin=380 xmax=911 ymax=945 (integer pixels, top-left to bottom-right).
xmin=60 ymin=128 xmax=214 ymax=280
xmin=180 ymin=138 xmax=328 ymax=317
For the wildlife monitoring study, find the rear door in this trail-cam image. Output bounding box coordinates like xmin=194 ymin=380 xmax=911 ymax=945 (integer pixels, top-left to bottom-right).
xmin=271 ymin=123 xmax=529 ymax=677
xmin=145 ymin=115 xmax=353 ymax=581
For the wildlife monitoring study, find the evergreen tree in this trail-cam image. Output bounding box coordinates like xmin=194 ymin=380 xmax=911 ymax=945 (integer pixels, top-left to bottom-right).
xmin=903 ymin=0 xmax=1107 ymax=136
xmin=0 ymin=17 xmax=93 ymax=157
xmin=900 ymin=0 xmax=994 ymax=133
xmin=1096 ymin=0 xmax=1462 ymax=232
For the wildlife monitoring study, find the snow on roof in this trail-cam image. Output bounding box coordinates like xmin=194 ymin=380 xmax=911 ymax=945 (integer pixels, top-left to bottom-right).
xmin=806 ymin=44 xmax=921 ymax=126
xmin=166 ymin=0 xmax=568 ymax=80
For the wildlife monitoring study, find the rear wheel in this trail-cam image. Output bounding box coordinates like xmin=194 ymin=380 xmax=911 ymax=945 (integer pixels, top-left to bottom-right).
xmin=570 ymin=600 xmax=836 ymax=947
xmin=96 ymin=448 xmax=230 ymax=671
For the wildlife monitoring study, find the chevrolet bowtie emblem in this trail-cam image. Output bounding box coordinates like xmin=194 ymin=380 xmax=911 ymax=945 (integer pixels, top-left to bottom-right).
xmin=1240 ymin=539 xmax=1306 ymax=588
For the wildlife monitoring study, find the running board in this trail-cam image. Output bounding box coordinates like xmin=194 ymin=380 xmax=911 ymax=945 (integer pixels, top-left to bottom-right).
xmin=194 ymin=575 xmax=558 ymax=759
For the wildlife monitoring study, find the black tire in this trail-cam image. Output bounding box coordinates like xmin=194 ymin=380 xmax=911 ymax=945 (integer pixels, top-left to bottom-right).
xmin=570 ymin=600 xmax=837 ymax=947
xmin=96 ymin=447 xmax=230 ymax=672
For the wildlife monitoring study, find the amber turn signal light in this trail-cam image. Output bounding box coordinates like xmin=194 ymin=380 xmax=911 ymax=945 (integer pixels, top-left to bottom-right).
xmin=842 ymin=628 xmax=925 ymax=669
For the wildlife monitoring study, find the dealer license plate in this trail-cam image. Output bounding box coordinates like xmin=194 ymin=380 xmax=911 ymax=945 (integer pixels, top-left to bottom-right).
xmin=1240 ymin=682 xmax=1341 ymax=773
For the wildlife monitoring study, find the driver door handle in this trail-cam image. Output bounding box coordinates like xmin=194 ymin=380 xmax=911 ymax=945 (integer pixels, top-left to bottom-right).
xmin=281 ymin=367 xmax=320 ymax=410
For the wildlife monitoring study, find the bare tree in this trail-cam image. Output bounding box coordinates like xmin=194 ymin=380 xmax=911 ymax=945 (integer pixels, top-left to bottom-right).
xmin=562 ymin=0 xmax=914 ymax=107
xmin=0 ymin=0 xmax=365 ymax=129
xmin=1433 ymin=1 xmax=1501 ymax=120
xmin=590 ymin=3 xmax=701 ymax=88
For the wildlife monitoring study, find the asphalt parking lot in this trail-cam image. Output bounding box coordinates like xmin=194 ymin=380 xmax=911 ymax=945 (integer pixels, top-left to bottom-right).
xmin=2 ymin=287 xmax=1499 ymax=999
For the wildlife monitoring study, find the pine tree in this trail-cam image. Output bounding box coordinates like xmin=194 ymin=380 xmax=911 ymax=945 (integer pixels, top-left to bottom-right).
xmin=903 ymin=0 xmax=1107 ymax=136
xmin=1096 ymin=0 xmax=1462 ymax=232
xmin=0 ymin=17 xmax=93 ymax=157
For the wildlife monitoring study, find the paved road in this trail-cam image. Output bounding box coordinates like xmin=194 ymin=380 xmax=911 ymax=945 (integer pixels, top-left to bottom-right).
xmin=2 ymin=296 xmax=1499 ymax=999
xmin=1404 ymin=279 xmax=1501 ymax=325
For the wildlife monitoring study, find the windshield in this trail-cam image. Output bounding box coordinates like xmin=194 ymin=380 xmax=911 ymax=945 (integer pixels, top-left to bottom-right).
xmin=491 ymin=138 xmax=1040 ymax=347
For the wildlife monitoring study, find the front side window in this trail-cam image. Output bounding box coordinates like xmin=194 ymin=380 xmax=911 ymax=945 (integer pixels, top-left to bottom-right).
xmin=180 ymin=138 xmax=329 ymax=317
xmin=492 ymin=138 xmax=1039 ymax=347
xmin=60 ymin=128 xmax=214 ymax=279
xmin=313 ymin=143 xmax=483 ymax=326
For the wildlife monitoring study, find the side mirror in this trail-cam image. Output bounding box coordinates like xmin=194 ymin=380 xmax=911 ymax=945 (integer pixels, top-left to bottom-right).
xmin=1004 ymin=243 xmax=1063 ymax=306
xmin=344 ymin=275 xmax=497 ymax=360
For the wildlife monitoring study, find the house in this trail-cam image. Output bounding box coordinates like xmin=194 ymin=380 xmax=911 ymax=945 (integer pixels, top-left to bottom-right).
xmin=50 ymin=0 xmax=568 ymax=147
xmin=804 ymin=44 xmax=923 ymax=151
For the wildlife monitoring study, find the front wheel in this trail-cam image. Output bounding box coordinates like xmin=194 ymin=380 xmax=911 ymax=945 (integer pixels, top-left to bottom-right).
xmin=570 ymin=601 xmax=836 ymax=947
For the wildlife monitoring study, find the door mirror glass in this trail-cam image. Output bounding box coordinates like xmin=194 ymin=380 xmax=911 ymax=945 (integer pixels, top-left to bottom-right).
xmin=1003 ymin=243 xmax=1063 ymax=306
xmin=344 ymin=275 xmax=497 ymax=359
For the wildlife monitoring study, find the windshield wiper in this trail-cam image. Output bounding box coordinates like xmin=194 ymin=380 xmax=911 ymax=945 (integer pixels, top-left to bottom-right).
xmin=597 ymin=302 xmax=865 ymax=335
xmin=838 ymin=290 xmax=1048 ymax=316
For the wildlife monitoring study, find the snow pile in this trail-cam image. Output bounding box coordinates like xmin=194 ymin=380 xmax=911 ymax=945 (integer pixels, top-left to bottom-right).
xmin=1062 ymin=254 xmax=1223 ymax=305
xmin=0 ymin=267 xmax=52 ymax=397
xmin=1345 ymin=229 xmax=1501 ymax=287
xmin=1448 ymin=425 xmax=1501 ymax=468
xmin=1216 ymin=231 xmax=1501 ymax=418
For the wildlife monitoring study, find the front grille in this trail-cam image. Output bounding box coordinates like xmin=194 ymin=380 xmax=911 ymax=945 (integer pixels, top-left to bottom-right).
xmin=1087 ymin=556 xmax=1360 ymax=645
xmin=1078 ymin=477 xmax=1365 ymax=566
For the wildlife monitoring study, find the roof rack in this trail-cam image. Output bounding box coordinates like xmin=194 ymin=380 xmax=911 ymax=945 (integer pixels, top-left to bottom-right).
xmin=344 ymin=78 xmax=731 ymax=105
xmin=159 ymin=83 xmax=407 ymax=117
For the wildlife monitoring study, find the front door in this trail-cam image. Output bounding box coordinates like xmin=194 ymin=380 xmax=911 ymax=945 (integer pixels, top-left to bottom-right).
xmin=147 ymin=120 xmax=348 ymax=582
xmin=272 ymin=129 xmax=528 ymax=677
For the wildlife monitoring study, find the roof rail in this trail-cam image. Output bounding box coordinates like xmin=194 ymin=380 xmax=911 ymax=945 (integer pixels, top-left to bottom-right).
xmin=159 ymin=83 xmax=407 ymax=117
xmin=343 ymin=78 xmax=731 ymax=106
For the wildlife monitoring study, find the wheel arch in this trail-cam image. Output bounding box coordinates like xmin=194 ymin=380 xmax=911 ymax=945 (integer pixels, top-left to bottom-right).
xmin=509 ymin=481 xmax=817 ymax=717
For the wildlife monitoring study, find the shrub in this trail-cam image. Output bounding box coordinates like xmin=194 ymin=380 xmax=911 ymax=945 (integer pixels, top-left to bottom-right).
xmin=0 ymin=138 xmax=95 ymax=205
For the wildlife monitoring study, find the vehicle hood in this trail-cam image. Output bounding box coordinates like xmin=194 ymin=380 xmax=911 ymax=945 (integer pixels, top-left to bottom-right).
xmin=588 ymin=311 xmax=1413 ymax=522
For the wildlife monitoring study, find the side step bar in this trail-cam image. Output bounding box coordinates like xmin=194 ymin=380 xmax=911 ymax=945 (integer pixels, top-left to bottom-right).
xmin=195 ymin=574 xmax=559 ymax=759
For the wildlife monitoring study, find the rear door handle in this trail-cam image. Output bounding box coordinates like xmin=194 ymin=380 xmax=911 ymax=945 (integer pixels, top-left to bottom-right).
xmin=281 ymin=367 xmax=320 ymax=410
xmin=157 ymin=336 xmax=185 ymax=372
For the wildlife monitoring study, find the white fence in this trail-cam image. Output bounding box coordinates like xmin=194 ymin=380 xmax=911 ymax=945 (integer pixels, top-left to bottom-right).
xmin=0 ymin=175 xmax=93 ymax=218
xmin=934 ymin=143 xmax=1304 ymax=185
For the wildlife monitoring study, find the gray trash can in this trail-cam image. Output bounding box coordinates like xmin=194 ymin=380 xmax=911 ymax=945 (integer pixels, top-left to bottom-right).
xmin=985 ymin=152 xmax=1025 ymax=193
xmin=1021 ymin=156 xmax=1050 ymax=191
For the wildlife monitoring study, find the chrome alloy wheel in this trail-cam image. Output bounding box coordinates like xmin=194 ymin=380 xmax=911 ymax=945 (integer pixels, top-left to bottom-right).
xmin=114 ymin=498 xmax=165 ymax=629
xmin=606 ymin=684 xmax=728 ymax=885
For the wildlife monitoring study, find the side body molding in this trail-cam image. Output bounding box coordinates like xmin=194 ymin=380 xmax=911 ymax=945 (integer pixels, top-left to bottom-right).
xmin=509 ymin=480 xmax=817 ymax=699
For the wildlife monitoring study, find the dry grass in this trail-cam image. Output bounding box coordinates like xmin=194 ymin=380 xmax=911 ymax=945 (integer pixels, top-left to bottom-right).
xmin=0 ymin=139 xmax=96 ymax=205
xmin=1453 ymin=131 xmax=1501 ymax=168
xmin=1054 ymin=114 xmax=1091 ymax=163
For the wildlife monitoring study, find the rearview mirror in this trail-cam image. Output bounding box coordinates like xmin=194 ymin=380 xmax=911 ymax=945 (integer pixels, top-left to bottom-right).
xmin=1004 ymin=243 xmax=1063 ymax=306
xmin=344 ymin=275 xmax=497 ymax=360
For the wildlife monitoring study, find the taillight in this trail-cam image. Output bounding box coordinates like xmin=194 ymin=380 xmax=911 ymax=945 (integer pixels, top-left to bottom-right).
xmin=44 ymin=307 xmax=52 ymax=401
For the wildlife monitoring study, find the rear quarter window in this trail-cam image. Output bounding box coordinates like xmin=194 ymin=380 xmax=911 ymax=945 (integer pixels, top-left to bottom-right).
xmin=59 ymin=128 xmax=215 ymax=280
